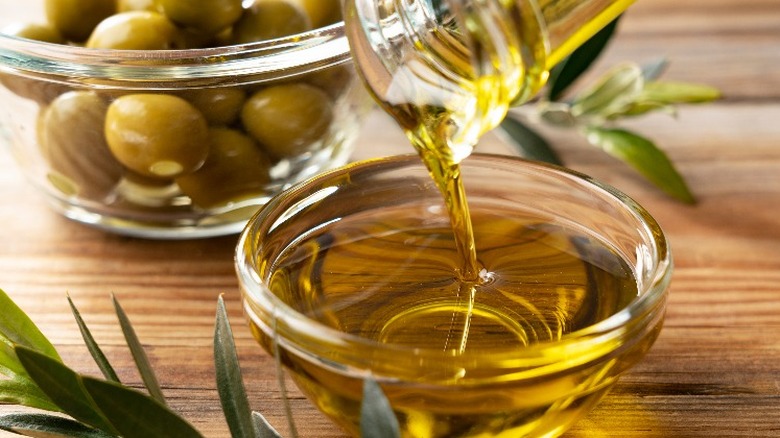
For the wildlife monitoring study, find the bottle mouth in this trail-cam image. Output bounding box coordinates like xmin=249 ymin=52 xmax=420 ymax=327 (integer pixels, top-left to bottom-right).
xmin=236 ymin=153 xmax=672 ymax=382
xmin=0 ymin=22 xmax=351 ymax=87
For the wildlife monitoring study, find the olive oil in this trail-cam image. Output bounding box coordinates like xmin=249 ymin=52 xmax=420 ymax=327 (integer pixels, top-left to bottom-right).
xmin=250 ymin=202 xmax=641 ymax=437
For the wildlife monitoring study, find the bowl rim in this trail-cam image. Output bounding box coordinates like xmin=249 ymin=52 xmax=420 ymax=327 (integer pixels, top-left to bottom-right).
xmin=235 ymin=153 xmax=673 ymax=370
xmin=0 ymin=21 xmax=350 ymax=84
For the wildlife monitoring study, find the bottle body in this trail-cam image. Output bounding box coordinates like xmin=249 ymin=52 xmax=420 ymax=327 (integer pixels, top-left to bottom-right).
xmin=344 ymin=0 xmax=635 ymax=162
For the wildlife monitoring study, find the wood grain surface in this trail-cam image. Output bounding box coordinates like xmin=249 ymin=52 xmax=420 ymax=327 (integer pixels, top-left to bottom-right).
xmin=1 ymin=0 xmax=779 ymax=436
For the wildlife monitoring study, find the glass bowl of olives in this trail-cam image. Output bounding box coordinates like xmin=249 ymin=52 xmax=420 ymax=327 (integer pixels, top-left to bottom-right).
xmin=0 ymin=0 xmax=372 ymax=238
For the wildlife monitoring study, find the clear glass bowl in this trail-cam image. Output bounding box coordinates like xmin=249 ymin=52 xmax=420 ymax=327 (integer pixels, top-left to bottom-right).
xmin=0 ymin=2 xmax=372 ymax=238
xmin=236 ymin=153 xmax=672 ymax=437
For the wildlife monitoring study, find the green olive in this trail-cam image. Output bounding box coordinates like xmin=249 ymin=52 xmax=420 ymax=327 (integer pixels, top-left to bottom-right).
xmin=304 ymin=64 xmax=355 ymax=99
xmin=241 ymin=83 xmax=334 ymax=159
xmin=117 ymin=0 xmax=156 ymax=12
xmin=154 ymin=0 xmax=243 ymax=35
xmin=290 ymin=0 xmax=342 ymax=28
xmin=45 ymin=0 xmax=116 ymax=42
xmin=1 ymin=23 xmax=65 ymax=44
xmin=86 ymin=11 xmax=184 ymax=50
xmin=38 ymin=91 xmax=124 ymax=200
xmin=231 ymin=0 xmax=311 ymax=44
xmin=0 ymin=74 xmax=70 ymax=105
xmin=184 ymin=88 xmax=246 ymax=125
xmin=105 ymin=94 xmax=210 ymax=179
xmin=0 ymin=24 xmax=66 ymax=102
xmin=176 ymin=127 xmax=272 ymax=208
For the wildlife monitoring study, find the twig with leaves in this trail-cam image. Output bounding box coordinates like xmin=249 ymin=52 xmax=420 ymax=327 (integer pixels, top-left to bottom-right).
xmin=0 ymin=288 xmax=401 ymax=438
xmin=499 ymin=17 xmax=720 ymax=203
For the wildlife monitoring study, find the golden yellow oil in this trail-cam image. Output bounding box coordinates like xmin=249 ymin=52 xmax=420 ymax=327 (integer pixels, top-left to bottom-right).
xmin=249 ymin=204 xmax=642 ymax=437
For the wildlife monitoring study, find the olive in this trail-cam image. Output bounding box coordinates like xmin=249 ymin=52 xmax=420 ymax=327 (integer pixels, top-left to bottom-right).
xmin=105 ymin=94 xmax=210 ymax=179
xmin=0 ymin=24 xmax=69 ymax=104
xmin=241 ymin=83 xmax=334 ymax=159
xmin=45 ymin=0 xmax=116 ymax=42
xmin=86 ymin=11 xmax=184 ymax=50
xmin=290 ymin=0 xmax=342 ymax=28
xmin=38 ymin=91 xmax=124 ymax=200
xmin=1 ymin=23 xmax=65 ymax=44
xmin=176 ymin=127 xmax=272 ymax=208
xmin=117 ymin=0 xmax=156 ymax=12
xmin=304 ymin=64 xmax=355 ymax=99
xmin=183 ymin=88 xmax=246 ymax=125
xmin=154 ymin=0 xmax=243 ymax=35
xmin=232 ymin=0 xmax=310 ymax=44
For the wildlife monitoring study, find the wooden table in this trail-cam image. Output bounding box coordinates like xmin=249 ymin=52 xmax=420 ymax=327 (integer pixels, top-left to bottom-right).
xmin=1 ymin=0 xmax=779 ymax=436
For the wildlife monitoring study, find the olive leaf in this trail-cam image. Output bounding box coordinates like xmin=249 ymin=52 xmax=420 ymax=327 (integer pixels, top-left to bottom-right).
xmin=547 ymin=16 xmax=621 ymax=101
xmin=638 ymin=81 xmax=722 ymax=104
xmin=641 ymin=58 xmax=669 ymax=81
xmin=252 ymin=412 xmax=283 ymax=438
xmin=67 ymin=295 xmax=121 ymax=384
xmin=0 ymin=288 xmax=60 ymax=361
xmin=0 ymin=337 xmax=29 ymax=378
xmin=215 ymin=295 xmax=256 ymax=438
xmin=0 ymin=413 xmax=113 ymax=438
xmin=498 ymin=116 xmax=563 ymax=165
xmin=571 ymin=63 xmax=644 ymax=119
xmin=13 ymin=346 xmax=118 ymax=435
xmin=81 ymin=376 xmax=204 ymax=438
xmin=111 ymin=294 xmax=167 ymax=405
xmin=0 ymin=378 xmax=61 ymax=412
xmin=360 ymin=377 xmax=401 ymax=438
xmin=612 ymin=81 xmax=721 ymax=118
xmin=584 ymin=127 xmax=695 ymax=203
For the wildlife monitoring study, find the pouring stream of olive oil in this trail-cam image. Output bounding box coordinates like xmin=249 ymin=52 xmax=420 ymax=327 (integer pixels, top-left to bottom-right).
xmin=339 ymin=0 xmax=636 ymax=353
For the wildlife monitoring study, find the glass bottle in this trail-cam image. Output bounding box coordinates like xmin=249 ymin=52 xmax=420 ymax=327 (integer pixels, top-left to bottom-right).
xmin=344 ymin=0 xmax=636 ymax=165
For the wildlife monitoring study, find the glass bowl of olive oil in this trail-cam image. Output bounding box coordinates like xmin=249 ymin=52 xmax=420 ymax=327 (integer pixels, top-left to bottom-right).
xmin=0 ymin=0 xmax=371 ymax=238
xmin=236 ymin=153 xmax=672 ymax=437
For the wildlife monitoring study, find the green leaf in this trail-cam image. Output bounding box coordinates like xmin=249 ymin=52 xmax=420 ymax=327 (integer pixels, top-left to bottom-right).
xmin=571 ymin=63 xmax=644 ymax=118
xmin=0 ymin=337 xmax=28 ymax=378
xmin=111 ymin=294 xmax=166 ymax=406
xmin=0 ymin=413 xmax=114 ymax=438
xmin=0 ymin=289 xmax=60 ymax=361
xmin=252 ymin=412 xmax=282 ymax=438
xmin=214 ymin=296 xmax=255 ymax=438
xmin=0 ymin=377 xmax=61 ymax=412
xmin=547 ymin=16 xmax=621 ymax=101
xmin=499 ymin=116 xmax=563 ymax=165
xmin=67 ymin=296 xmax=120 ymax=384
xmin=13 ymin=346 xmax=117 ymax=434
xmin=81 ymin=376 xmax=204 ymax=438
xmin=611 ymin=100 xmax=676 ymax=118
xmin=639 ymin=81 xmax=722 ymax=104
xmin=360 ymin=377 xmax=400 ymax=438
xmin=641 ymin=58 xmax=669 ymax=81
xmin=536 ymin=102 xmax=578 ymax=129
xmin=584 ymin=127 xmax=696 ymax=203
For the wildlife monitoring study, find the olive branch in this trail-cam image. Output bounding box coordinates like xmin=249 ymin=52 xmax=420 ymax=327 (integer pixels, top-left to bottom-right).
xmin=501 ymin=17 xmax=720 ymax=203
xmin=0 ymin=288 xmax=400 ymax=438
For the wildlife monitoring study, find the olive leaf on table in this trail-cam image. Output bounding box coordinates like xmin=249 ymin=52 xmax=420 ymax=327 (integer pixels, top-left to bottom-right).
xmin=499 ymin=16 xmax=721 ymax=203
xmin=0 ymin=288 xmax=401 ymax=438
